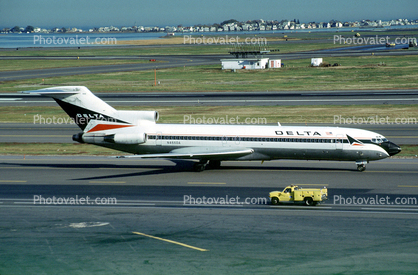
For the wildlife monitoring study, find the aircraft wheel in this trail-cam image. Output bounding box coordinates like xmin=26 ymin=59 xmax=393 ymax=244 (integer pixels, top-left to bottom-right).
xmin=193 ymin=163 xmax=206 ymax=172
xmin=208 ymin=160 xmax=221 ymax=169
xmin=357 ymin=164 xmax=366 ymax=172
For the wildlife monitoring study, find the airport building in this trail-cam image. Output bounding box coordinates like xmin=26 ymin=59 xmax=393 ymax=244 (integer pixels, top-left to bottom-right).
xmin=221 ymin=58 xmax=281 ymax=70
xmin=221 ymin=42 xmax=281 ymax=70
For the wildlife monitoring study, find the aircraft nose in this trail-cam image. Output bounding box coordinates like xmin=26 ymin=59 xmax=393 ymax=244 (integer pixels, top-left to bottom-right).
xmin=385 ymin=142 xmax=402 ymax=156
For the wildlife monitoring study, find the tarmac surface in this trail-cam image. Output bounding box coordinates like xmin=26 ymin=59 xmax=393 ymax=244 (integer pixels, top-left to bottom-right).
xmin=2 ymin=89 xmax=418 ymax=106
xmin=1 ymin=156 xmax=418 ymax=274
xmin=1 ymin=46 xmax=418 ymax=81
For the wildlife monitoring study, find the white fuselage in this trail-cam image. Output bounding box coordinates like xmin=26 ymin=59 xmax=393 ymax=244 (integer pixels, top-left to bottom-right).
xmin=94 ymin=123 xmax=389 ymax=162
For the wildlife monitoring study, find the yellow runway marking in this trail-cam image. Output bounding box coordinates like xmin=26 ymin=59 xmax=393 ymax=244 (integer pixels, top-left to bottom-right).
xmin=379 ymin=162 xmax=418 ymax=165
xmin=132 ymin=232 xmax=208 ymax=252
xmin=224 ymin=169 xmax=344 ymax=173
xmin=188 ymin=182 xmax=226 ymax=185
xmin=0 ymin=180 xmax=27 ymax=183
xmin=367 ymin=171 xmax=418 ymax=174
xmin=89 ymin=181 xmax=126 ymax=184
xmin=398 ymin=185 xmax=418 ymax=188
xmin=0 ymin=166 xmax=73 ymax=170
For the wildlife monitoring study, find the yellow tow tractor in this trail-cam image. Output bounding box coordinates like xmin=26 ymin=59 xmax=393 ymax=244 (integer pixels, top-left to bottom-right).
xmin=269 ymin=185 xmax=328 ymax=206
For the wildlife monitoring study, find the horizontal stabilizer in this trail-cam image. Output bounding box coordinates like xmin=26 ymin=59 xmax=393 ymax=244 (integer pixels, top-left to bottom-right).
xmin=19 ymin=86 xmax=87 ymax=96
xmin=20 ymin=90 xmax=79 ymax=96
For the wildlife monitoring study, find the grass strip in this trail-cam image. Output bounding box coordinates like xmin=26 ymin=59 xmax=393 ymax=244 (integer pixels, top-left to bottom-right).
xmin=0 ymin=59 xmax=155 ymax=72
xmin=1 ymin=104 xmax=417 ymax=124
xmin=2 ymin=55 xmax=418 ymax=92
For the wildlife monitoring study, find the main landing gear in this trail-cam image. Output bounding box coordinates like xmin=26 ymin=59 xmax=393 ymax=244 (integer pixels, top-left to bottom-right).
xmin=356 ymin=160 xmax=368 ymax=172
xmin=192 ymin=160 xmax=221 ymax=172
xmin=193 ymin=160 xmax=207 ymax=172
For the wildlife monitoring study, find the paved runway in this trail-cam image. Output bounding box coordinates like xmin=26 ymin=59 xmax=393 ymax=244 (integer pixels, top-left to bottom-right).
xmin=2 ymin=48 xmax=418 ymax=81
xmin=1 ymin=156 xmax=418 ymax=274
xmin=1 ymin=156 xmax=418 ymax=194
xmin=2 ymin=89 xmax=418 ymax=106
xmin=0 ymin=54 xmax=219 ymax=82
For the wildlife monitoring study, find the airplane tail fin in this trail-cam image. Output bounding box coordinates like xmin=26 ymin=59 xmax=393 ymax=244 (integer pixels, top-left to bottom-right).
xmin=20 ymin=86 xmax=158 ymax=130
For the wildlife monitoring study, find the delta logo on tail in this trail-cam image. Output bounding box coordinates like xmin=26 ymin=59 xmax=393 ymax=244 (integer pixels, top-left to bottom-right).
xmin=54 ymin=98 xmax=129 ymax=130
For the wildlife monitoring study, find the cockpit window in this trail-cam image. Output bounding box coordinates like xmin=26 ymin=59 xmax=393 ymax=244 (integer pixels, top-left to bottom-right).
xmin=372 ymin=136 xmax=387 ymax=143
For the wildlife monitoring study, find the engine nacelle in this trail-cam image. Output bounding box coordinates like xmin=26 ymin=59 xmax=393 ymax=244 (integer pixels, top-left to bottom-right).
xmin=116 ymin=111 xmax=159 ymax=125
xmin=73 ymin=132 xmax=84 ymax=143
xmin=104 ymin=133 xmax=147 ymax=144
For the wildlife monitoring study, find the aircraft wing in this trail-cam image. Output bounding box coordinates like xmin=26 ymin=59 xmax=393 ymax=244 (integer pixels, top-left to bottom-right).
xmin=116 ymin=147 xmax=254 ymax=160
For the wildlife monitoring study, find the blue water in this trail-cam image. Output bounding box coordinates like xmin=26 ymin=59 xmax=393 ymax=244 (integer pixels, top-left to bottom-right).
xmin=0 ymin=25 xmax=416 ymax=48
xmin=323 ymin=42 xmax=411 ymax=52
xmin=0 ymin=32 xmax=164 ymax=48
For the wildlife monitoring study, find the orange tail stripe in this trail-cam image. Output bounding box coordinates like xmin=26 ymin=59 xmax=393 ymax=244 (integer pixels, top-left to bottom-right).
xmin=87 ymin=124 xmax=132 ymax=133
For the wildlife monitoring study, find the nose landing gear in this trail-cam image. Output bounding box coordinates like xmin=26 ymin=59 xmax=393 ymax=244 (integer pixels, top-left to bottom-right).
xmin=357 ymin=164 xmax=366 ymax=172
xmin=356 ymin=160 xmax=368 ymax=172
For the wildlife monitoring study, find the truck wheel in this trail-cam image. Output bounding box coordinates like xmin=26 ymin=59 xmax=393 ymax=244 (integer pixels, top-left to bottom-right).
xmin=304 ymin=197 xmax=314 ymax=206
xmin=271 ymin=197 xmax=279 ymax=205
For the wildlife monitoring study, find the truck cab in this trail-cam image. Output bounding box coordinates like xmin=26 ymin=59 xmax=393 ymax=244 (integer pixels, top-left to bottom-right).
xmin=276 ymin=185 xmax=299 ymax=202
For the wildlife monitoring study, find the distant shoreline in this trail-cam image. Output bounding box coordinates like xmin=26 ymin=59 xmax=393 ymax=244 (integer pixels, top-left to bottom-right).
xmin=1 ymin=26 xmax=417 ymax=49
xmin=2 ymin=24 xmax=418 ymax=35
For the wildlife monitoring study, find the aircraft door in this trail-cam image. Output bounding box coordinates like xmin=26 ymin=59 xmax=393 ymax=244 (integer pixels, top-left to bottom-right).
xmin=335 ymin=134 xmax=344 ymax=150
xmin=156 ymin=132 xmax=162 ymax=146
xmin=222 ymin=136 xmax=227 ymax=146
xmin=234 ymin=136 xmax=240 ymax=145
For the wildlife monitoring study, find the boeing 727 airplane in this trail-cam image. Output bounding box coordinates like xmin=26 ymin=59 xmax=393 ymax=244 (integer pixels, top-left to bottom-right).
xmin=21 ymin=86 xmax=401 ymax=172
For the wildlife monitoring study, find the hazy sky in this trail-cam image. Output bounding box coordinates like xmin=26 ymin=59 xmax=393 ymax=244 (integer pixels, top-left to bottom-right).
xmin=1 ymin=0 xmax=417 ymax=29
